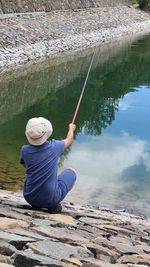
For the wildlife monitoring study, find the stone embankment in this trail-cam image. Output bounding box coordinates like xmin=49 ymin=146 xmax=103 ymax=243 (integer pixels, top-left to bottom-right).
xmin=0 ymin=0 xmax=131 ymax=13
xmin=0 ymin=5 xmax=150 ymax=72
xmin=0 ymin=190 xmax=150 ymax=267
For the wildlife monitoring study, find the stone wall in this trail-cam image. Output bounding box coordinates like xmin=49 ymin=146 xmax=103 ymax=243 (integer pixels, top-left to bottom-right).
xmin=0 ymin=0 xmax=131 ymax=14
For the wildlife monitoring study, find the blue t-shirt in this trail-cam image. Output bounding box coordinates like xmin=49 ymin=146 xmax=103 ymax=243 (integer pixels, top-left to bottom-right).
xmin=20 ymin=140 xmax=65 ymax=208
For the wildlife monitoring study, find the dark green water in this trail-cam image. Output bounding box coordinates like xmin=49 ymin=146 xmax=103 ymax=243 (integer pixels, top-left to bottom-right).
xmin=0 ymin=35 xmax=150 ymax=215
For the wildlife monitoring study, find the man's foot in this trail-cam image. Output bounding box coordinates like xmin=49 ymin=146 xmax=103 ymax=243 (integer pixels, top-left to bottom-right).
xmin=48 ymin=204 xmax=62 ymax=214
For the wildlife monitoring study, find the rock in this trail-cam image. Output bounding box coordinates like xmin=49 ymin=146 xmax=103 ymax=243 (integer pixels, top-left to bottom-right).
xmin=61 ymin=258 xmax=83 ymax=266
xmin=0 ymin=241 xmax=17 ymax=255
xmin=33 ymin=213 xmax=78 ymax=227
xmin=117 ymin=253 xmax=150 ymax=265
xmin=82 ymin=258 xmax=127 ymax=266
xmin=0 ymin=231 xmax=35 ymax=250
xmin=5 ymin=228 xmax=48 ymax=241
xmin=13 ymin=250 xmax=72 ymax=267
xmin=93 ymin=224 xmax=135 ymax=236
xmin=128 ymin=264 xmax=149 ymax=267
xmin=0 ymin=190 xmax=150 ymax=267
xmin=26 ymin=239 xmax=92 ymax=260
xmin=84 ymin=242 xmax=120 ymax=263
xmin=0 ymin=7 xmax=150 ymax=72
xmin=0 ymin=264 xmax=15 ymax=267
xmin=32 ymin=225 xmax=88 ymax=244
xmin=92 ymin=236 xmax=143 ymax=254
xmin=31 ymin=218 xmax=59 ymax=227
xmin=0 ymin=255 xmax=13 ymax=265
xmin=0 ymin=217 xmax=29 ymax=230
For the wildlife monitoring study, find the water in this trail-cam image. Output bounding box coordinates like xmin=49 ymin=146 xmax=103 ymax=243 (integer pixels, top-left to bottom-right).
xmin=0 ymin=35 xmax=150 ymax=216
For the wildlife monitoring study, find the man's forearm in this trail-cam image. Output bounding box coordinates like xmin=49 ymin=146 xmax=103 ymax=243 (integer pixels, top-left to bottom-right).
xmin=64 ymin=123 xmax=76 ymax=149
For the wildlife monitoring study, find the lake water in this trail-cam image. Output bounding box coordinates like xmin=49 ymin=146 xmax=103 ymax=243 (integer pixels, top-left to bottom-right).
xmin=0 ymin=35 xmax=150 ymax=216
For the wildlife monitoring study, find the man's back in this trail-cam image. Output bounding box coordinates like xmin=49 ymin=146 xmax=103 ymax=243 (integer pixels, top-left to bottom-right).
xmin=20 ymin=140 xmax=64 ymax=207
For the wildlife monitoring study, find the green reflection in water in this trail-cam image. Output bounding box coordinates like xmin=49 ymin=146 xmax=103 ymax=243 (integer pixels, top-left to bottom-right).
xmin=0 ymin=35 xmax=150 ymax=215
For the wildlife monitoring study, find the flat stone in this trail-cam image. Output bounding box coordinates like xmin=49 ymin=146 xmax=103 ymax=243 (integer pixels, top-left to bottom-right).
xmin=34 ymin=213 xmax=78 ymax=227
xmin=0 ymin=217 xmax=29 ymax=230
xmin=62 ymin=258 xmax=83 ymax=266
xmin=27 ymin=239 xmax=92 ymax=260
xmin=128 ymin=264 xmax=149 ymax=267
xmin=32 ymin=225 xmax=88 ymax=244
xmin=0 ymin=255 xmax=13 ymax=265
xmin=14 ymin=250 xmax=73 ymax=266
xmin=140 ymin=236 xmax=150 ymax=245
xmin=0 ymin=231 xmax=35 ymax=242
xmin=6 ymin=228 xmax=48 ymax=240
xmin=0 ymin=206 xmax=32 ymax=221
xmin=136 ymin=244 xmax=150 ymax=253
xmin=0 ymin=264 xmax=15 ymax=267
xmin=93 ymin=224 xmax=135 ymax=236
xmin=117 ymin=253 xmax=150 ymax=265
xmin=78 ymin=225 xmax=109 ymax=239
xmin=93 ymin=236 xmax=143 ymax=255
xmin=31 ymin=218 xmax=61 ymax=227
xmin=0 ymin=231 xmax=35 ymax=250
xmin=82 ymin=258 xmax=127 ymax=266
xmin=0 ymin=241 xmax=17 ymax=255
xmin=79 ymin=217 xmax=112 ymax=225
xmin=85 ymin=242 xmax=119 ymax=263
xmin=109 ymin=234 xmax=132 ymax=245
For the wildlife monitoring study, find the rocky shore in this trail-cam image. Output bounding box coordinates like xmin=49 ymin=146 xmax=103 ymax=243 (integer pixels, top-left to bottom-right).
xmin=0 ymin=5 xmax=150 ymax=72
xmin=0 ymin=190 xmax=150 ymax=267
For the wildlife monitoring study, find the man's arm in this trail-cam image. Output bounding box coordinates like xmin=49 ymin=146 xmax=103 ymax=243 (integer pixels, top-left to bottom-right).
xmin=64 ymin=123 xmax=76 ymax=149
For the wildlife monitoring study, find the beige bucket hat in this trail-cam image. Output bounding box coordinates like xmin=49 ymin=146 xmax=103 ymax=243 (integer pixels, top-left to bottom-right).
xmin=25 ymin=117 xmax=53 ymax=146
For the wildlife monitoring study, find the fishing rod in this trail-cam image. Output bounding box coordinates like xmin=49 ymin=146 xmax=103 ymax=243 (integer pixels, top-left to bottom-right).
xmin=71 ymin=46 xmax=97 ymax=124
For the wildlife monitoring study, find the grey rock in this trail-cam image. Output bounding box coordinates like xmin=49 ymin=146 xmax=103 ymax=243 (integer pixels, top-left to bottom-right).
xmin=6 ymin=228 xmax=48 ymax=241
xmin=0 ymin=241 xmax=17 ymax=256
xmin=0 ymin=264 xmax=15 ymax=267
xmin=32 ymin=225 xmax=88 ymax=244
xmin=0 ymin=231 xmax=35 ymax=250
xmin=14 ymin=250 xmax=72 ymax=267
xmin=26 ymin=239 xmax=92 ymax=260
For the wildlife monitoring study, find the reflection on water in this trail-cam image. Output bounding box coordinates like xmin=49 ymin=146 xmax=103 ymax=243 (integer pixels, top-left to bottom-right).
xmin=0 ymin=35 xmax=150 ymax=216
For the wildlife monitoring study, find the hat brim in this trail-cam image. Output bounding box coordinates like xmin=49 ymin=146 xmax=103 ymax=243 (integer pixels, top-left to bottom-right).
xmin=26 ymin=132 xmax=50 ymax=146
